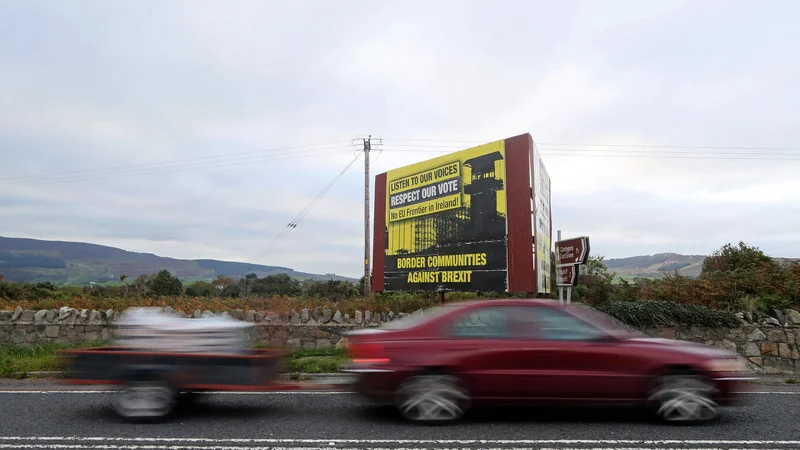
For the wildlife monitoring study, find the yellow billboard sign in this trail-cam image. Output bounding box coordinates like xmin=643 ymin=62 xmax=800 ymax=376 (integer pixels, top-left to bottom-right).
xmin=384 ymin=140 xmax=508 ymax=291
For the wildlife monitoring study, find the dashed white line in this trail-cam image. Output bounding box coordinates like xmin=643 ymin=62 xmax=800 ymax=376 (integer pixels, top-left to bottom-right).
xmin=4 ymin=437 xmax=800 ymax=445
xmin=0 ymin=390 xmax=796 ymax=395
xmin=2 ymin=446 xmax=799 ymax=450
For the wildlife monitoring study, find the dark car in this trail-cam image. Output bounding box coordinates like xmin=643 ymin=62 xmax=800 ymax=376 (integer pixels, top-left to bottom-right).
xmin=342 ymin=299 xmax=754 ymax=424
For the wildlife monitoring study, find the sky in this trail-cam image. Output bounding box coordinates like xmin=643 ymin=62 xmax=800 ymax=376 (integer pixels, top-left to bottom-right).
xmin=1 ymin=0 xmax=799 ymax=279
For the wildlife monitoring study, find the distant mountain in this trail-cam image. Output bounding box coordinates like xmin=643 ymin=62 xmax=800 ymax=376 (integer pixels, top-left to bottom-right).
xmin=603 ymin=253 xmax=707 ymax=278
xmin=0 ymin=236 xmax=357 ymax=284
xmin=604 ymin=252 xmax=799 ymax=279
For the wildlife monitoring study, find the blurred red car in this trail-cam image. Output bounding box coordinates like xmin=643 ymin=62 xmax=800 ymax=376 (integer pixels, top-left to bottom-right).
xmin=343 ymin=299 xmax=754 ymax=424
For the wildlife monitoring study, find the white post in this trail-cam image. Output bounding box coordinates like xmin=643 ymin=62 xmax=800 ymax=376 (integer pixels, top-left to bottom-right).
xmin=557 ymin=229 xmax=563 ymax=304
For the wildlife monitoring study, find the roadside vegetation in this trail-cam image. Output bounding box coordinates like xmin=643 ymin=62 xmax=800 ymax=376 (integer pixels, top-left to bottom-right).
xmin=0 ymin=342 xmax=349 ymax=378
xmin=1 ymin=241 xmax=798 ymax=326
xmin=2 ymin=241 xmax=798 ymax=378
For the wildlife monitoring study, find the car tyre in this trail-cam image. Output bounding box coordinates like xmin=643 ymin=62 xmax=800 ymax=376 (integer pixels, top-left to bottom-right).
xmin=395 ymin=373 xmax=470 ymax=424
xmin=113 ymin=377 xmax=178 ymax=423
xmin=649 ymin=373 xmax=718 ymax=423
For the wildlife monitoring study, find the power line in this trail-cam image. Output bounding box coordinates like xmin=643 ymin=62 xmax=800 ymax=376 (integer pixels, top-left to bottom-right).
xmin=380 ymin=138 xmax=800 ymax=152
xmin=537 ymin=152 xmax=800 ymax=161
xmin=251 ymin=151 xmax=362 ymax=263
xmin=2 ymin=146 xmax=355 ymax=188
xmin=538 ymin=143 xmax=800 ymax=151
xmin=0 ymin=140 xmax=353 ymax=184
xmin=377 ymin=146 xmax=800 ymax=161
xmin=251 ymin=151 xmax=364 ymax=264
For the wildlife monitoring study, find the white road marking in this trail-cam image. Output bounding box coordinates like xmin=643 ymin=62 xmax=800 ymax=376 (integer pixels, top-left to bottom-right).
xmin=0 ymin=390 xmax=796 ymax=395
xmin=2 ymin=447 xmax=799 ymax=450
xmin=0 ymin=390 xmax=356 ymax=394
xmin=739 ymin=391 xmax=800 ymax=394
xmin=4 ymin=437 xmax=800 ymax=445
xmin=1 ymin=445 xmax=799 ymax=450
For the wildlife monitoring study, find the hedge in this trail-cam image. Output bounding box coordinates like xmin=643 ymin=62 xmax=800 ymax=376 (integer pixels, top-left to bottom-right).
xmin=597 ymin=300 xmax=740 ymax=328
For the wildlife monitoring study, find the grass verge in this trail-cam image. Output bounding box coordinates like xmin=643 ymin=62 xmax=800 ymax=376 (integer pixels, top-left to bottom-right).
xmin=0 ymin=343 xmax=350 ymax=378
xmin=0 ymin=342 xmax=107 ymax=378
xmin=282 ymin=348 xmax=350 ymax=374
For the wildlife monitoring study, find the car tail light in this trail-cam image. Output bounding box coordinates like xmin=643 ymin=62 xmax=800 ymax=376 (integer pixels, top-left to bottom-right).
xmin=348 ymin=342 xmax=390 ymax=365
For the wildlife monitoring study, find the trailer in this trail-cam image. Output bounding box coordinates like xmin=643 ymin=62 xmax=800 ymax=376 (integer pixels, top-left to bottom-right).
xmin=61 ymin=346 xmax=353 ymax=421
xmin=60 ymin=308 xmax=353 ymax=422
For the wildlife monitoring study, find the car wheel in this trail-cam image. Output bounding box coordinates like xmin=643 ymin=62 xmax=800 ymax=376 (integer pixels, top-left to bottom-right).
xmin=649 ymin=373 xmax=718 ymax=423
xmin=113 ymin=379 xmax=178 ymax=422
xmin=395 ymin=374 xmax=470 ymax=424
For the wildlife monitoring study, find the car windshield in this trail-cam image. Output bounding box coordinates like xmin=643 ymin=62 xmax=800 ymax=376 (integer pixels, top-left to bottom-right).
xmin=380 ymin=304 xmax=459 ymax=330
xmin=568 ymin=303 xmax=647 ymax=338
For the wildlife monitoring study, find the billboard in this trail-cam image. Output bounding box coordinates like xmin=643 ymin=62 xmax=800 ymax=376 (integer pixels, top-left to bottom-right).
xmin=384 ymin=140 xmax=508 ymax=291
xmin=532 ymin=141 xmax=552 ymax=294
xmin=372 ymin=133 xmax=549 ymax=294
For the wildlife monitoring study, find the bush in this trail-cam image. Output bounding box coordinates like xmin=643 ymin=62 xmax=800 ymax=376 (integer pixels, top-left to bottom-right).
xmin=597 ymin=300 xmax=740 ymax=328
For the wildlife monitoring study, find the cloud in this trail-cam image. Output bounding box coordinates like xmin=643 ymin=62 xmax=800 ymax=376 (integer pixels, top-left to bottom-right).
xmin=1 ymin=0 xmax=799 ymax=278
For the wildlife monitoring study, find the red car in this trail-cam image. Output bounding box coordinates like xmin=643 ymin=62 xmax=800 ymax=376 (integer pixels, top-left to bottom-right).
xmin=343 ymin=299 xmax=754 ymax=424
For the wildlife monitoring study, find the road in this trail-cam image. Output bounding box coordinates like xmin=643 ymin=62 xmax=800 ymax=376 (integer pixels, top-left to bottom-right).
xmin=1 ymin=381 xmax=799 ymax=450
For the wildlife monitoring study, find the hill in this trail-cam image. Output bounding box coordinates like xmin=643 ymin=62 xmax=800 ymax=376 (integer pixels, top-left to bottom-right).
xmin=0 ymin=236 xmax=357 ymax=284
xmin=604 ymin=252 xmax=799 ymax=279
xmin=603 ymin=253 xmax=706 ymax=278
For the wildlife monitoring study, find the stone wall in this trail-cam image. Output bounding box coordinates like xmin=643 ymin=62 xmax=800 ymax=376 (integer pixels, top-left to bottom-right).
xmin=642 ymin=309 xmax=800 ymax=375
xmin=2 ymin=306 xmax=800 ymax=375
xmin=0 ymin=306 xmax=398 ymax=350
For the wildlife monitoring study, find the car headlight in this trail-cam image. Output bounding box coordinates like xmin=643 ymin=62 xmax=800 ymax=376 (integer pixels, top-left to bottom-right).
xmin=707 ymin=357 xmax=749 ymax=373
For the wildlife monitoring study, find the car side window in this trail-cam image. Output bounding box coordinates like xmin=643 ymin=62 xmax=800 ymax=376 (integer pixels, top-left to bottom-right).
xmin=447 ymin=306 xmax=510 ymax=339
xmin=519 ymin=306 xmax=604 ymax=341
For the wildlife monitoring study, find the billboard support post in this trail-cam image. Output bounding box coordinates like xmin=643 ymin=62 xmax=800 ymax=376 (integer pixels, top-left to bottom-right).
xmin=557 ymin=230 xmax=563 ymax=305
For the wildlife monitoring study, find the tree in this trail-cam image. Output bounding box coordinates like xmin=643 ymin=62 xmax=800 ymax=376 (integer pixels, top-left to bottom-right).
xmin=132 ymin=274 xmax=152 ymax=295
xmin=238 ymin=273 xmax=258 ymax=298
xmin=186 ymin=281 xmax=215 ymax=297
xmin=572 ymin=255 xmax=617 ymax=305
xmin=120 ymin=274 xmax=129 ymax=297
xmin=211 ymin=274 xmax=238 ymax=297
xmin=149 ymin=270 xmax=183 ymax=296
xmin=252 ymin=273 xmax=302 ymax=296
xmin=701 ymin=241 xmax=773 ymax=275
xmin=700 ymin=241 xmax=795 ymax=310
xmin=304 ymin=279 xmax=358 ymax=302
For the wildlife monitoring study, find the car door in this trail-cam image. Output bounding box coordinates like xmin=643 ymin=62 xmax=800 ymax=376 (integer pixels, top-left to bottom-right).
xmin=507 ymin=305 xmax=645 ymax=401
xmin=437 ymin=305 xmax=535 ymax=400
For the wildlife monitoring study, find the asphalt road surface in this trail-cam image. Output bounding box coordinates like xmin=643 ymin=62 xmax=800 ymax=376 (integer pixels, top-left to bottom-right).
xmin=1 ymin=381 xmax=799 ymax=450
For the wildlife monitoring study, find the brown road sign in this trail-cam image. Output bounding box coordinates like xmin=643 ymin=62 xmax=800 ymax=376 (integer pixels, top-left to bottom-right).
xmin=556 ymin=265 xmax=579 ymax=287
xmin=556 ymin=236 xmax=590 ymax=267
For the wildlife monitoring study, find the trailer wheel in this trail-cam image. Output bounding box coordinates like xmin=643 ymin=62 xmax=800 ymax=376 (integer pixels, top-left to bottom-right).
xmin=113 ymin=377 xmax=178 ymax=422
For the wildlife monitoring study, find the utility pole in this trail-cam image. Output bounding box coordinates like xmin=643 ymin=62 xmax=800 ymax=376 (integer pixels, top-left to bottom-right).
xmin=363 ymin=136 xmax=372 ymax=297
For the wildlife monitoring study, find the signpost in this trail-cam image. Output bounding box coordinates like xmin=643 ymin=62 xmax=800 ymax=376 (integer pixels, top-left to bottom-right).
xmin=556 ymin=265 xmax=578 ymax=287
xmin=555 ymin=233 xmax=590 ymax=305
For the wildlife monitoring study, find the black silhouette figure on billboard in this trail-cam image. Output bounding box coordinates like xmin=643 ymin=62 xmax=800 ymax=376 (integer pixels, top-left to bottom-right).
xmin=463 ymin=151 xmax=505 ymax=241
